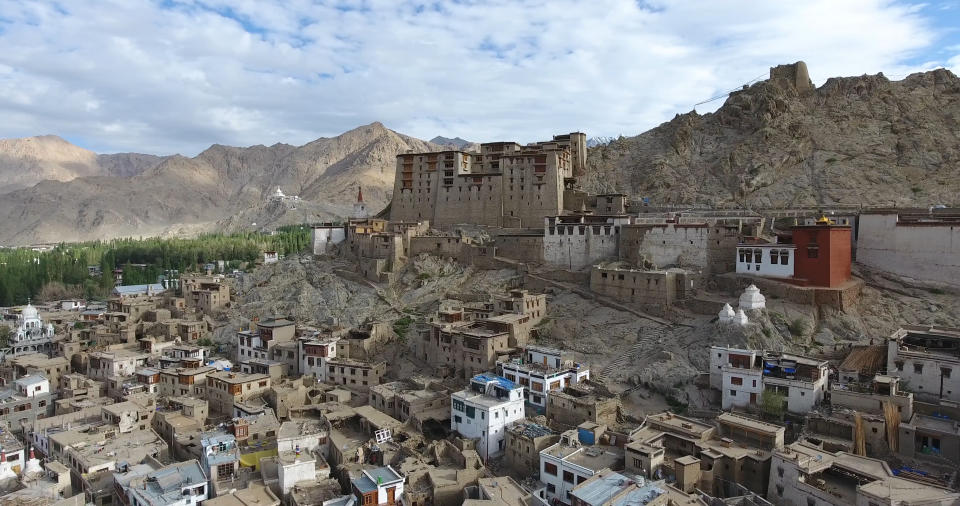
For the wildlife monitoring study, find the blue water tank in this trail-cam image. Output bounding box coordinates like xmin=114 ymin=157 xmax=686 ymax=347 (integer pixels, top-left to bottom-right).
xmin=578 ymin=428 xmax=595 ymax=445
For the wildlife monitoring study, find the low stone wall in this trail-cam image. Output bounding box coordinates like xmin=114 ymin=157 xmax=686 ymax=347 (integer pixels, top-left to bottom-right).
xmin=716 ymin=273 xmax=863 ymax=310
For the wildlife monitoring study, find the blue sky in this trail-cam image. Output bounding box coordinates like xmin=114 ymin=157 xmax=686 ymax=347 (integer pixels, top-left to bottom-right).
xmin=0 ymin=0 xmax=958 ymax=155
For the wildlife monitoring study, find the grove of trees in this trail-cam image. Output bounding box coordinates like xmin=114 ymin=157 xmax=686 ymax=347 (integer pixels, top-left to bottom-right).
xmin=0 ymin=225 xmax=311 ymax=306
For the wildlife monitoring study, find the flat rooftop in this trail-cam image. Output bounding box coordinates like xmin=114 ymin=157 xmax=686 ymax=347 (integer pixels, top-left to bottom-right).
xmin=718 ymin=412 xmax=784 ymax=436
xmin=542 ymin=443 xmax=623 ymax=472
xmin=646 ymin=412 xmax=713 ymax=439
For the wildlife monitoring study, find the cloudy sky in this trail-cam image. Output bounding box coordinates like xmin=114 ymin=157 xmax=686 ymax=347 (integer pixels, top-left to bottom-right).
xmin=1 ymin=0 xmax=958 ymax=155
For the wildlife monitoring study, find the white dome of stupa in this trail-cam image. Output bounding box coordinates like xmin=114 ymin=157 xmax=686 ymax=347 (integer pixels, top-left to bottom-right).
xmin=739 ymin=284 xmax=766 ymax=311
xmin=21 ymin=448 xmax=42 ymax=480
xmin=718 ymin=303 xmax=736 ymax=324
xmin=734 ymin=308 xmax=749 ymax=326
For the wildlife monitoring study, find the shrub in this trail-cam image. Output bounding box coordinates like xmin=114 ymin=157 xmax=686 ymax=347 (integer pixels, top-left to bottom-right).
xmin=760 ymin=390 xmax=787 ymax=420
xmin=789 ymin=317 xmax=811 ymax=336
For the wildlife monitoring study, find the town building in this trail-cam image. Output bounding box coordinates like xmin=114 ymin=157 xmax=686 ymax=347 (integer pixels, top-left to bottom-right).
xmin=299 ymin=336 xmax=340 ymax=381
xmin=898 ymin=412 xmax=960 ymax=466
xmin=567 ymin=469 xmax=696 ymax=506
xmin=546 ymin=381 xmax=620 ymax=428
xmin=1 ymin=302 xmax=56 ymax=359
xmin=589 ymin=264 xmax=696 ymax=314
xmin=205 ymin=371 xmax=271 ymax=417
xmin=350 ymin=466 xmax=404 ymax=506
xmin=497 ymin=345 xmax=590 ymax=410
xmin=538 ymin=430 xmax=624 ymax=506
xmin=0 ymin=374 xmax=56 ymax=431
xmin=158 ymin=365 xmax=214 ymax=398
xmin=325 ymin=358 xmax=386 ymax=391
xmin=237 ymin=316 xmax=296 ymax=362
xmin=709 ymin=346 xmax=829 ymax=414
xmin=116 ymin=459 xmax=209 ymax=506
xmin=87 ymin=349 xmax=150 ymax=382
xmin=768 ymin=441 xmax=960 ymax=506
xmin=5 ymin=353 xmax=70 ymax=389
xmin=204 ymin=482 xmax=281 ymax=506
xmin=451 ymin=374 xmax=526 ymax=460
xmin=504 ymin=421 xmax=557 ymax=477
xmin=112 ymin=283 xmax=166 ymax=298
xmin=390 ymin=133 xmax=587 ymax=229
xmin=463 ymin=476 xmax=532 ymax=506
xmin=886 ymin=325 xmax=960 ymax=403
xmin=180 ymin=273 xmax=231 ymax=313
xmin=368 ymin=377 xmax=450 ymax=423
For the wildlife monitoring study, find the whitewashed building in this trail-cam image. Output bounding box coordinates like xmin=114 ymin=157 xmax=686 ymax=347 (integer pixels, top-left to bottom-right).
xmin=15 ymin=375 xmax=50 ymax=398
xmin=2 ymin=303 xmax=55 ymax=358
xmin=538 ymin=430 xmax=624 ymax=505
xmin=298 ymin=336 xmax=340 ymax=382
xmin=312 ymin=225 xmax=347 ymax=256
xmin=497 ymin=346 xmax=589 ymax=409
xmin=710 ymin=346 xmax=829 ymax=413
xmin=451 ymin=374 xmax=525 ymax=459
xmin=351 ymin=467 xmax=404 ymax=506
xmin=887 ymin=326 xmax=960 ymax=403
xmin=735 ymin=244 xmax=795 ymax=278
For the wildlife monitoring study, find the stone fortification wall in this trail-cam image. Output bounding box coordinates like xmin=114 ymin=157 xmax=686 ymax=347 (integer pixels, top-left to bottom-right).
xmin=408 ymin=236 xmax=465 ymax=260
xmin=495 ymin=234 xmax=544 ymax=264
xmin=857 ymin=213 xmax=960 ymax=287
xmin=543 ymin=223 xmax=619 ymax=270
xmin=620 ymin=224 xmax=737 ymax=275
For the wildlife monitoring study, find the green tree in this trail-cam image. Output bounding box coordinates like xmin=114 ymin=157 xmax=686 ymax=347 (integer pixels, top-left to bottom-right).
xmin=760 ymin=390 xmax=787 ymax=420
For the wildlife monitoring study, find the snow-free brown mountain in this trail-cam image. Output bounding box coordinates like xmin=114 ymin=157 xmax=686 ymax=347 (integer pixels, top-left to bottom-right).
xmin=0 ymin=122 xmax=435 ymax=245
xmin=585 ymin=62 xmax=960 ymax=207
xmin=0 ymin=135 xmax=166 ymax=194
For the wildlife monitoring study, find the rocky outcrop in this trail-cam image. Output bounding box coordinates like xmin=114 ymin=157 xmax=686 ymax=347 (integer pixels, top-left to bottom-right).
xmin=585 ymin=62 xmax=960 ymax=207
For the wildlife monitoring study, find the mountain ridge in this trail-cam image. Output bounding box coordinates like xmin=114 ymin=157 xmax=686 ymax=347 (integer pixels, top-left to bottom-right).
xmin=584 ymin=62 xmax=960 ymax=207
xmin=0 ymin=122 xmax=436 ymax=245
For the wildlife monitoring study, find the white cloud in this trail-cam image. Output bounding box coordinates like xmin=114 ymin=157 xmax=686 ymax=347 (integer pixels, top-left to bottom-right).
xmin=0 ymin=0 xmax=953 ymax=155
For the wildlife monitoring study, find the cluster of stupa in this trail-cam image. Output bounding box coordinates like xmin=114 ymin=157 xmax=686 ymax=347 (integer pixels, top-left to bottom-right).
xmin=718 ymin=284 xmax=766 ymax=326
xmin=0 ymin=446 xmax=43 ymax=492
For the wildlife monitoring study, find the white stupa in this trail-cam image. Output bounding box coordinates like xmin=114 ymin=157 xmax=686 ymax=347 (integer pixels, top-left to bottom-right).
xmin=734 ymin=308 xmax=749 ymax=326
xmin=718 ymin=303 xmax=736 ymax=324
xmin=353 ymin=186 xmax=369 ymax=219
xmin=273 ymin=186 xmax=286 ymax=199
xmin=0 ymin=452 xmax=17 ymax=490
xmin=739 ymin=284 xmax=766 ymax=311
xmin=21 ymin=448 xmax=42 ymax=480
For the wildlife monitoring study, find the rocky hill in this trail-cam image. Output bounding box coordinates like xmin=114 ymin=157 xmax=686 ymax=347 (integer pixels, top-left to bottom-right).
xmin=429 ymin=136 xmax=478 ymax=151
xmin=585 ymin=62 xmax=960 ymax=207
xmin=0 ymin=122 xmax=434 ymax=245
xmin=0 ymin=135 xmax=102 ymax=193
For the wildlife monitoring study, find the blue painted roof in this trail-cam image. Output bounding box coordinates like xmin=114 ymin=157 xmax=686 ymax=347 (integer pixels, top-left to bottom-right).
xmin=472 ymin=374 xmax=520 ymax=391
xmin=114 ymin=283 xmax=165 ymax=295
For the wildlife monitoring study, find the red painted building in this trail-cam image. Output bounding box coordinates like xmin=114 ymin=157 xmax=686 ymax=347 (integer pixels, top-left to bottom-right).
xmin=790 ymin=223 xmax=852 ymax=288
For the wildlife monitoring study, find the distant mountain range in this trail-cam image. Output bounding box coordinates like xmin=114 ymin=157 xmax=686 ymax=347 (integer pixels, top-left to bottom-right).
xmin=0 ymin=123 xmax=434 ymax=245
xmin=429 ymin=136 xmax=478 ymax=151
